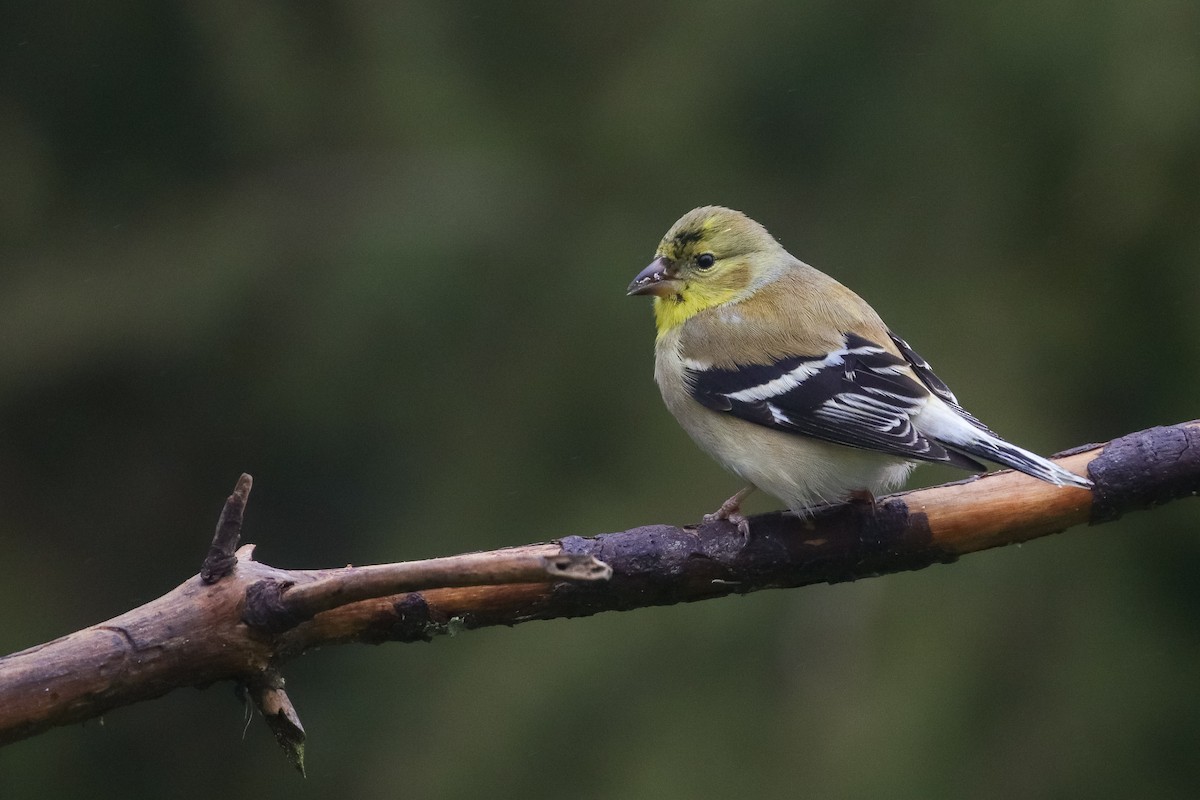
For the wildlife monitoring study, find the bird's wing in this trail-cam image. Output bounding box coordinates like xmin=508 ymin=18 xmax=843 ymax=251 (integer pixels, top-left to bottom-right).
xmin=886 ymin=331 xmax=992 ymax=433
xmin=686 ymin=332 xmax=988 ymax=471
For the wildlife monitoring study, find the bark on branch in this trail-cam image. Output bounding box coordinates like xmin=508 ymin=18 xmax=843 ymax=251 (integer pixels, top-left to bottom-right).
xmin=1 ymin=420 xmax=1197 ymax=769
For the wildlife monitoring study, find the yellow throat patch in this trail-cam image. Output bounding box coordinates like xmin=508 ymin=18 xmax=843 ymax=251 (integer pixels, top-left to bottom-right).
xmin=652 ymin=281 xmax=744 ymax=337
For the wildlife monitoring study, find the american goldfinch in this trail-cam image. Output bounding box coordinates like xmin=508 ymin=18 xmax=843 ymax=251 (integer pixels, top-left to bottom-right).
xmin=628 ymin=206 xmax=1091 ymax=528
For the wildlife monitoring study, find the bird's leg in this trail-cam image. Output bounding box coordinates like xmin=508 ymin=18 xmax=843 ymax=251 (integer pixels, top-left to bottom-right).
xmin=703 ymin=486 xmax=756 ymax=537
xmin=845 ymin=488 xmax=878 ymax=516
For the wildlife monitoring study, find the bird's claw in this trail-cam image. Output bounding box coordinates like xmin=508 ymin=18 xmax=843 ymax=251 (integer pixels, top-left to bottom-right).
xmin=702 ymin=508 xmax=751 ymax=537
xmin=846 ymin=488 xmax=878 ymax=515
xmin=703 ymin=486 xmax=756 ymax=539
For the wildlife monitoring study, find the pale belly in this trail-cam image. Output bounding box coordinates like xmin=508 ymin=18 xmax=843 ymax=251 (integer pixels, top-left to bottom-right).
xmin=675 ymin=405 xmax=915 ymax=511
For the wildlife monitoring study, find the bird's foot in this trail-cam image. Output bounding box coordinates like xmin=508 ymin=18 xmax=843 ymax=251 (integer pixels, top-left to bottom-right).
xmin=703 ymin=486 xmax=756 ymax=538
xmin=845 ymin=488 xmax=878 ymax=516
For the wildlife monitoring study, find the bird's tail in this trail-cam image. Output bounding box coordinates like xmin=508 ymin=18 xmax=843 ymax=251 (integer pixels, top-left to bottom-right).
xmin=915 ymin=399 xmax=1093 ymax=489
xmin=949 ymin=433 xmax=1093 ymax=489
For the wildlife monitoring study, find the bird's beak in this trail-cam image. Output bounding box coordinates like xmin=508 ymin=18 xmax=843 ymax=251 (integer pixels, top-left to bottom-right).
xmin=627 ymin=256 xmax=683 ymax=297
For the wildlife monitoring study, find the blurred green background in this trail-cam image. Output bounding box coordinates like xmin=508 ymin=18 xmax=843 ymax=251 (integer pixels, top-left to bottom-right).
xmin=2 ymin=2 xmax=1198 ymax=798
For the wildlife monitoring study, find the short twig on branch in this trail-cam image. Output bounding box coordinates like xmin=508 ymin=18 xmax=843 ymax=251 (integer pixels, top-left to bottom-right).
xmin=0 ymin=420 xmax=1197 ymax=771
xmin=245 ymin=669 xmax=306 ymax=776
xmin=201 ymin=473 xmax=252 ymax=584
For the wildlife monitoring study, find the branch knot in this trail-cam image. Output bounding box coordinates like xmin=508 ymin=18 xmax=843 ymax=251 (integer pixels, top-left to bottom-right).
xmin=243 ymin=580 xmax=309 ymax=633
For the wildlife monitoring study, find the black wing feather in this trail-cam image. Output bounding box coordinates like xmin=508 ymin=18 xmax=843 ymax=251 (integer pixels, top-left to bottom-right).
xmin=687 ymin=333 xmax=987 ymax=471
xmin=887 ymin=331 xmax=991 ymax=433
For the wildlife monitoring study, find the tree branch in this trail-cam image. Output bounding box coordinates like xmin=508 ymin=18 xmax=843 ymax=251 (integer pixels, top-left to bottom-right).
xmin=1 ymin=420 xmax=1197 ymax=766
xmin=252 ymin=550 xmax=612 ymax=632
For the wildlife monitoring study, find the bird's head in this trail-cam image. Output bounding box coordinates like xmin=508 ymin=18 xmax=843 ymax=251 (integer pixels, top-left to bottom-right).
xmin=628 ymin=206 xmax=787 ymax=335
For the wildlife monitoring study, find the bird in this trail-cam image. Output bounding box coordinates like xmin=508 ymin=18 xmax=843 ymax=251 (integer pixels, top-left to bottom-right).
xmin=627 ymin=205 xmax=1092 ymax=530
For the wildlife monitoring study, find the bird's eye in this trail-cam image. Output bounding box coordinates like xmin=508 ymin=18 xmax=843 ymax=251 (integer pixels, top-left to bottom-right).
xmin=696 ymin=253 xmax=716 ymax=269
